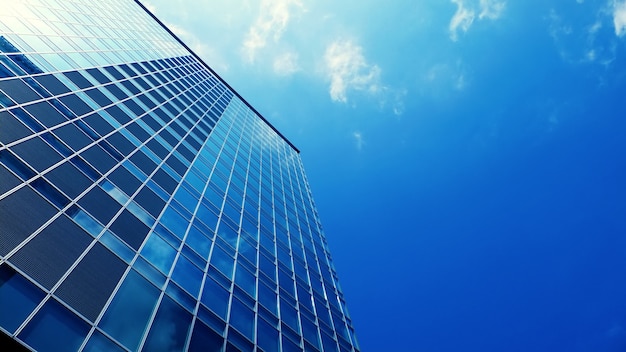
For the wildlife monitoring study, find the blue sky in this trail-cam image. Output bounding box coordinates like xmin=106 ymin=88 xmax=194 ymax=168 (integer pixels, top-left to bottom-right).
xmin=145 ymin=0 xmax=626 ymax=350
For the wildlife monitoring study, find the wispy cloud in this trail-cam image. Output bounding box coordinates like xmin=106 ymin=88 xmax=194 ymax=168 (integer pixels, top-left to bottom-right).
xmin=613 ymin=0 xmax=626 ymax=36
xmin=323 ymin=39 xmax=382 ymax=103
xmin=353 ymin=131 xmax=365 ymax=150
xmin=165 ymin=22 xmax=230 ymax=72
xmin=547 ymin=7 xmax=617 ymax=66
xmin=449 ymin=0 xmax=505 ymax=41
xmin=479 ymin=0 xmax=506 ymax=20
xmin=450 ymin=0 xmax=476 ymax=41
xmin=242 ymin=0 xmax=304 ymax=63
xmin=273 ymin=51 xmax=300 ymax=76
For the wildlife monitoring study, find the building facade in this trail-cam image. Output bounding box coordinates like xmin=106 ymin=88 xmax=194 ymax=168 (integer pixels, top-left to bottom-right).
xmin=0 ymin=1 xmax=359 ymax=351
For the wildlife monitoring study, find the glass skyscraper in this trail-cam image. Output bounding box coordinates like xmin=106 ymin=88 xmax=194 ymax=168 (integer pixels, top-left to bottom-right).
xmin=0 ymin=1 xmax=359 ymax=351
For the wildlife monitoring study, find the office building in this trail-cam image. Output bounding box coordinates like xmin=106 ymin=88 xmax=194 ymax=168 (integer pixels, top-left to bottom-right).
xmin=0 ymin=0 xmax=359 ymax=351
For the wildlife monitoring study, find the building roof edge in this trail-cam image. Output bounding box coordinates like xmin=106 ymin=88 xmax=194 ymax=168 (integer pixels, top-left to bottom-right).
xmin=134 ymin=0 xmax=301 ymax=154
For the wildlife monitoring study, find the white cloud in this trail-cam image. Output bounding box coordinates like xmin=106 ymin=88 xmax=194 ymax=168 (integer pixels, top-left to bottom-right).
xmin=449 ymin=0 xmax=505 ymax=41
xmin=353 ymin=131 xmax=365 ymax=150
xmin=273 ymin=51 xmax=300 ymax=76
xmin=242 ymin=0 xmax=304 ymax=63
xmin=449 ymin=0 xmax=475 ymax=41
xmin=165 ymin=22 xmax=229 ymax=72
xmin=613 ymin=0 xmax=626 ymax=36
xmin=323 ymin=39 xmax=382 ymax=103
xmin=479 ymin=0 xmax=506 ymax=20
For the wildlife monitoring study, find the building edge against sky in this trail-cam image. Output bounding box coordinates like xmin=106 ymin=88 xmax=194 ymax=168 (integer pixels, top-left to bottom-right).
xmin=0 ymin=0 xmax=359 ymax=351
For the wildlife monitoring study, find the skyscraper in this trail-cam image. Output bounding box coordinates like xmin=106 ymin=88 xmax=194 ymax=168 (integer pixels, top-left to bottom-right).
xmin=0 ymin=1 xmax=359 ymax=351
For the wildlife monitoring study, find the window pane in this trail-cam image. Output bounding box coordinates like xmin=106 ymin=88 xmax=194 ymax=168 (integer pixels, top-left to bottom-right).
xmin=19 ymin=299 xmax=89 ymax=352
xmin=171 ymin=254 xmax=202 ymax=297
xmin=99 ymin=270 xmax=159 ymax=350
xmin=0 ymin=265 xmax=45 ymax=333
xmin=141 ymin=233 xmax=176 ymax=274
xmin=142 ymin=296 xmax=192 ymax=352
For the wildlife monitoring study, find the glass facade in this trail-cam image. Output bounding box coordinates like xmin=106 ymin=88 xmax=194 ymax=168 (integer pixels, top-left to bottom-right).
xmin=0 ymin=1 xmax=359 ymax=351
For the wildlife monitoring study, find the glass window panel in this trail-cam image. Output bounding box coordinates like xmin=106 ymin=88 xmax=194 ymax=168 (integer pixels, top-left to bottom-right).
xmin=99 ymin=270 xmax=159 ymax=351
xmin=200 ymin=276 xmax=229 ymax=319
xmin=19 ymin=299 xmax=90 ymax=352
xmin=141 ymin=232 xmax=176 ymax=274
xmin=188 ymin=320 xmax=224 ymax=352
xmin=160 ymin=207 xmax=189 ymax=238
xmin=0 ymin=265 xmax=45 ymax=333
xmin=171 ymin=254 xmax=202 ymax=297
xmin=234 ymin=266 xmax=256 ymax=298
xmin=209 ymin=245 xmax=234 ymax=278
xmin=83 ymin=331 xmax=125 ymax=352
xmin=257 ymin=317 xmax=279 ymax=352
xmin=142 ymin=296 xmax=192 ymax=352
xmin=229 ymin=298 xmax=254 ymax=341
xmin=185 ymin=225 xmax=212 ymax=259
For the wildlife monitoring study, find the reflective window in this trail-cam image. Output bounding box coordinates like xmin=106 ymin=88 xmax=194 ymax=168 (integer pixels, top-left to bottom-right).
xmin=141 ymin=232 xmax=177 ymax=274
xmin=99 ymin=270 xmax=159 ymax=350
xmin=0 ymin=265 xmax=45 ymax=333
xmin=83 ymin=331 xmax=125 ymax=352
xmin=200 ymin=276 xmax=229 ymax=319
xmin=19 ymin=299 xmax=90 ymax=352
xmin=229 ymin=298 xmax=254 ymax=341
xmin=188 ymin=320 xmax=224 ymax=352
xmin=142 ymin=296 xmax=192 ymax=352
xmin=171 ymin=254 xmax=203 ymax=297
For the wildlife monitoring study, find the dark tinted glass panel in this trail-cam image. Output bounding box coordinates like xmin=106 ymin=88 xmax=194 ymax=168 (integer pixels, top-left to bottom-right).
xmin=151 ymin=168 xmax=177 ymax=195
xmin=33 ymin=74 xmax=70 ymax=95
xmin=86 ymin=68 xmax=110 ymax=84
xmin=44 ymin=162 xmax=91 ymax=199
xmin=80 ymin=144 xmax=117 ymax=174
xmin=104 ymin=84 xmax=127 ymax=100
xmin=108 ymin=166 xmax=140 ymax=197
xmin=109 ymin=209 xmax=150 ymax=250
xmin=126 ymin=122 xmax=150 ymax=142
xmin=0 ymin=265 xmax=45 ymax=333
xmin=123 ymin=100 xmax=144 ymax=116
xmin=64 ymin=71 xmax=92 ymax=89
xmin=0 ymin=186 xmax=56 ymax=256
xmin=85 ymin=88 xmax=112 ymax=107
xmin=0 ymin=164 xmax=20 ymax=194
xmin=146 ymin=139 xmax=168 ymax=159
xmin=10 ymin=214 xmax=92 ymax=289
xmin=106 ymin=131 xmax=136 ymax=155
xmin=0 ymin=111 xmax=32 ymax=144
xmin=58 ymin=94 xmax=92 ymax=116
xmin=105 ymin=105 xmax=132 ymax=124
xmin=229 ymin=298 xmax=255 ymax=341
xmin=142 ymin=296 xmax=192 ymax=352
xmin=78 ymin=186 xmax=121 ymax=225
xmin=52 ymin=123 xmax=93 ymax=151
xmin=23 ymin=102 xmax=66 ymax=128
xmin=166 ymin=155 xmax=187 ymax=176
xmin=11 ymin=136 xmax=63 ymax=171
xmin=120 ymin=80 xmax=140 ymax=95
xmin=104 ymin=66 xmax=125 ymax=81
xmin=171 ymin=255 xmax=202 ymax=296
xmin=83 ymin=113 xmax=115 ymax=137
xmin=135 ymin=186 xmax=166 ymax=218
xmin=257 ymin=317 xmax=280 ymax=352
xmin=56 ymin=243 xmax=127 ymax=321
xmin=188 ymin=320 xmax=224 ymax=352
xmin=0 ymin=79 xmax=40 ymax=104
xmin=19 ymin=299 xmax=90 ymax=352
xmin=129 ymin=152 xmax=156 ymax=178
